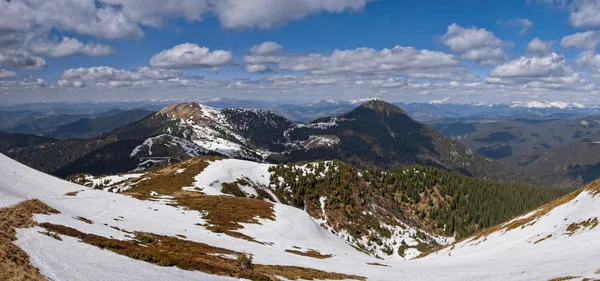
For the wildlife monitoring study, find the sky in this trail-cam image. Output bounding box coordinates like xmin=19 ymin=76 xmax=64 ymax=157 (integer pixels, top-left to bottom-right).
xmin=2 ymin=0 xmax=600 ymax=104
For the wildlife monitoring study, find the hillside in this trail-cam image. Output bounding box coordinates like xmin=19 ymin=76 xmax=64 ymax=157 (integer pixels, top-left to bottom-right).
xmin=69 ymin=157 xmax=563 ymax=254
xmin=0 ymin=153 xmax=598 ymax=280
xmin=275 ymin=100 xmax=536 ymax=184
xmin=455 ymin=117 xmax=600 ymax=160
xmin=503 ymin=140 xmax=600 ymax=189
xmin=41 ymin=109 xmax=153 ymax=140
xmin=0 ymin=131 xmax=57 ymax=153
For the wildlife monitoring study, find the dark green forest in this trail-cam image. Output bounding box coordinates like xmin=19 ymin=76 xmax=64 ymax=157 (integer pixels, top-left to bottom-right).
xmin=268 ymin=161 xmax=566 ymax=239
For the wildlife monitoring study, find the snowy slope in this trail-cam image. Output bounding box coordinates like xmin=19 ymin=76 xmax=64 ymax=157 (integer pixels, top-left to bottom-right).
xmin=3 ymin=153 xmax=600 ymax=280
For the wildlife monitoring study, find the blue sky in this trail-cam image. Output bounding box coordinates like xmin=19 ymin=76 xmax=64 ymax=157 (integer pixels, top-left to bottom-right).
xmin=1 ymin=0 xmax=600 ymax=104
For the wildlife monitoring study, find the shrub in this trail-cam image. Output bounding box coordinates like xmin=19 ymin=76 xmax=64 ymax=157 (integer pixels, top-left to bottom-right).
xmin=237 ymin=253 xmax=253 ymax=270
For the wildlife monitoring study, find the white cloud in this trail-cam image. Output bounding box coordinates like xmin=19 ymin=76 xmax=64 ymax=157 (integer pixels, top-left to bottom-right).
xmin=526 ymin=38 xmax=553 ymax=55
xmin=276 ymin=46 xmax=477 ymax=80
xmin=61 ymin=66 xmax=182 ymax=82
xmin=487 ymin=53 xmax=588 ymax=89
xmin=561 ymin=31 xmax=600 ymax=50
xmin=57 ymin=80 xmax=86 ymax=88
xmin=243 ymin=42 xmax=283 ymax=73
xmin=441 ymin=23 xmax=508 ymax=65
xmin=247 ymin=41 xmax=283 ymax=55
xmin=498 ymin=18 xmax=533 ymax=35
xmin=211 ymin=0 xmax=373 ymax=29
xmin=0 ymin=0 xmax=144 ymax=40
xmin=245 ymin=64 xmax=272 ymax=74
xmin=569 ymin=0 xmax=600 ymax=28
xmin=0 ymin=69 xmax=18 ymax=79
xmin=574 ymin=50 xmax=600 ymax=79
xmin=149 ymin=43 xmax=233 ymax=70
xmin=30 ymin=37 xmax=113 ymax=58
xmin=99 ymin=0 xmax=208 ymax=27
xmin=0 ymin=51 xmax=47 ymax=70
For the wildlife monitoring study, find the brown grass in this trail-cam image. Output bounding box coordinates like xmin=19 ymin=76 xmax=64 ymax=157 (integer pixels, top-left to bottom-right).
xmin=285 ymin=249 xmax=333 ymax=259
xmin=40 ymin=223 xmax=364 ymax=281
xmin=120 ymin=156 xmax=275 ymax=243
xmin=367 ymin=262 xmax=388 ymax=267
xmin=548 ymin=277 xmax=580 ymax=281
xmin=176 ymin=192 xmax=275 ymax=243
xmin=74 ymin=216 xmax=93 ymax=224
xmin=122 ymin=157 xmax=221 ymax=200
xmin=0 ymin=199 xmax=60 ymax=281
xmin=221 ymin=181 xmax=247 ymax=197
xmin=596 ymin=268 xmax=600 ymax=274
xmin=64 ymin=190 xmax=81 ymax=196
xmin=534 ymin=234 xmax=553 ymax=244
xmin=567 ymin=218 xmax=599 ymax=236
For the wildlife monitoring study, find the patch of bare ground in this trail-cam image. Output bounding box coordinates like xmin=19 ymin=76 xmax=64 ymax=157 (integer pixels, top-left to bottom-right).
xmin=567 ymin=218 xmax=599 ymax=236
xmin=534 ymin=234 xmax=553 ymax=244
xmin=367 ymin=262 xmax=388 ymax=267
xmin=64 ymin=190 xmax=82 ymax=196
xmin=0 ymin=199 xmax=60 ymax=281
xmin=285 ymin=249 xmax=333 ymax=259
xmin=122 ymin=156 xmax=221 ymax=200
xmin=40 ymin=223 xmax=364 ymax=281
xmin=419 ymin=180 xmax=600 ymax=258
xmin=74 ymin=216 xmax=93 ymax=224
xmin=120 ymin=156 xmax=275 ymax=243
xmin=175 ymin=192 xmax=275 ymax=244
xmin=548 ymin=277 xmax=580 ymax=281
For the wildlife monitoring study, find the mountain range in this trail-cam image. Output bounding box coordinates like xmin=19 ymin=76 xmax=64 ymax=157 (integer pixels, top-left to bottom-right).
xmin=2 ymin=100 xmax=534 ymax=184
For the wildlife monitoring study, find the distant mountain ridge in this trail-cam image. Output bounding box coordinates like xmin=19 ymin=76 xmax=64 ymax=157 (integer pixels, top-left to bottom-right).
xmin=3 ymin=100 xmax=535 ymax=184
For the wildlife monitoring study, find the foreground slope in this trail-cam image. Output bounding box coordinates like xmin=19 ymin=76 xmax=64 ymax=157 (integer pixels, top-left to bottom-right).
xmin=1 ymin=153 xmax=598 ymax=280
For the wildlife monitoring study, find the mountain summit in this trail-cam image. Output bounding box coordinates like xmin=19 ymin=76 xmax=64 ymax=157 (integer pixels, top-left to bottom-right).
xmin=354 ymin=99 xmax=408 ymax=115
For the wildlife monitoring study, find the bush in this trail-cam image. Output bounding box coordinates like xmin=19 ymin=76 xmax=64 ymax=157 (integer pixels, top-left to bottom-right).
xmin=237 ymin=253 xmax=253 ymax=270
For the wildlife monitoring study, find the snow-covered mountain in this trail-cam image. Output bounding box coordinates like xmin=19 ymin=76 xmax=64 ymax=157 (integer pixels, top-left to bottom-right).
xmin=3 ymin=152 xmax=600 ymax=280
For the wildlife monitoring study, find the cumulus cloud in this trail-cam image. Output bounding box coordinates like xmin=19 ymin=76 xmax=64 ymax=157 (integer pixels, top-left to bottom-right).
xmin=0 ymin=0 xmax=144 ymax=40
xmin=561 ymin=31 xmax=600 ymax=50
xmin=30 ymin=37 xmax=113 ymax=58
xmin=278 ymin=46 xmax=475 ymax=79
xmin=57 ymin=80 xmax=86 ymax=88
xmin=0 ymin=51 xmax=47 ymax=70
xmin=526 ymin=38 xmax=553 ymax=55
xmin=243 ymin=42 xmax=283 ymax=73
xmin=61 ymin=66 xmax=182 ymax=82
xmin=0 ymin=69 xmax=18 ymax=79
xmin=441 ymin=23 xmax=508 ymax=65
xmin=569 ymin=0 xmax=600 ymax=28
xmin=498 ymin=18 xmax=533 ymax=35
xmin=486 ymin=53 xmax=588 ymax=89
xmin=149 ymin=43 xmax=233 ymax=70
xmin=211 ymin=0 xmax=373 ymax=29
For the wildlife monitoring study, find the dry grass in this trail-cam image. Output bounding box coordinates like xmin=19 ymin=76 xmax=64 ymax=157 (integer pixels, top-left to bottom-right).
xmin=176 ymin=192 xmax=275 ymax=243
xmin=64 ymin=190 xmax=82 ymax=196
xmin=121 ymin=156 xmax=275 ymax=243
xmin=285 ymin=249 xmax=333 ymax=259
xmin=534 ymin=234 xmax=553 ymax=244
xmin=367 ymin=262 xmax=388 ymax=267
xmin=567 ymin=218 xmax=599 ymax=236
xmin=123 ymin=156 xmax=221 ymax=200
xmin=74 ymin=216 xmax=93 ymax=224
xmin=221 ymin=181 xmax=247 ymax=197
xmin=40 ymin=223 xmax=364 ymax=281
xmin=0 ymin=199 xmax=60 ymax=281
xmin=548 ymin=276 xmax=580 ymax=281
xmin=596 ymin=268 xmax=600 ymax=274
